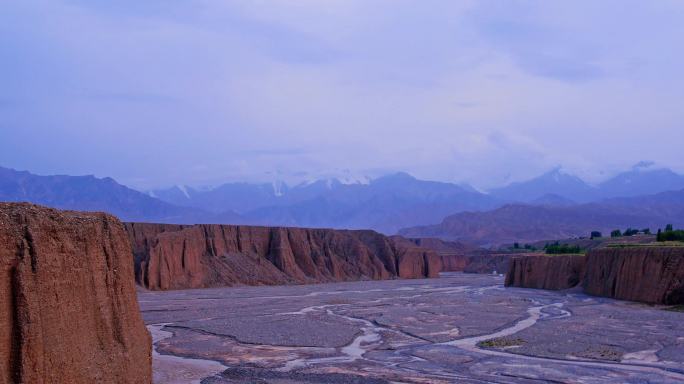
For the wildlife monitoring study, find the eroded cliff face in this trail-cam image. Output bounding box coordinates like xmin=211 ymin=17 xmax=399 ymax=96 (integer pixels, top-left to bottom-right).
xmin=505 ymin=247 xmax=684 ymax=304
xmin=0 ymin=203 xmax=151 ymax=384
xmin=584 ymin=247 xmax=684 ymax=304
xmin=125 ymin=223 xmax=441 ymax=290
xmin=505 ymin=254 xmax=586 ymax=290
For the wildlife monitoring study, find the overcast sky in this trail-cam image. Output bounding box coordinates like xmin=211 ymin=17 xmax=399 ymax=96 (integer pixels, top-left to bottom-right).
xmin=1 ymin=0 xmax=683 ymax=189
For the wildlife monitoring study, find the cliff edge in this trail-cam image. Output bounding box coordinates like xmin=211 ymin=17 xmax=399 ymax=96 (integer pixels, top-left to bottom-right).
xmin=0 ymin=203 xmax=151 ymax=384
xmin=583 ymin=247 xmax=684 ymax=304
xmin=505 ymin=254 xmax=586 ymax=290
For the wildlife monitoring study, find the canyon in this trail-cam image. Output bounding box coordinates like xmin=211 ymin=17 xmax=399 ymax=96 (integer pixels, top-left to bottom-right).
xmin=0 ymin=203 xmax=151 ymax=383
xmin=0 ymin=203 xmax=682 ymax=384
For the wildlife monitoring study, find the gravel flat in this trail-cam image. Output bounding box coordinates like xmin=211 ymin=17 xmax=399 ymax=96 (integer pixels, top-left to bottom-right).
xmin=139 ymin=273 xmax=684 ymax=384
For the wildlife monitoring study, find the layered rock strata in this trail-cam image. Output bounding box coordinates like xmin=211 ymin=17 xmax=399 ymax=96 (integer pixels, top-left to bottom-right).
xmin=505 ymin=247 xmax=684 ymax=304
xmin=505 ymin=254 xmax=586 ymax=290
xmin=583 ymin=247 xmax=684 ymax=304
xmin=0 ymin=203 xmax=151 ymax=384
xmin=125 ymin=223 xmax=441 ymax=290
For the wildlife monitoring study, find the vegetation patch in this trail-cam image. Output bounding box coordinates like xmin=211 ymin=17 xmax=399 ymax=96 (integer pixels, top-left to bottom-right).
xmin=478 ymin=337 xmax=526 ymax=349
xmin=656 ymin=225 xmax=684 ymax=242
xmin=544 ymin=242 xmax=584 ymax=254
xmin=607 ymin=242 xmax=684 ymax=248
xmin=664 ymin=305 xmax=684 ymax=313
xmin=574 ymin=346 xmax=623 ymax=362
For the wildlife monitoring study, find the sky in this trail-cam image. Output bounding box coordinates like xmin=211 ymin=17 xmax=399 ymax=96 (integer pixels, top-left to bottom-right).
xmin=1 ymin=0 xmax=683 ymax=190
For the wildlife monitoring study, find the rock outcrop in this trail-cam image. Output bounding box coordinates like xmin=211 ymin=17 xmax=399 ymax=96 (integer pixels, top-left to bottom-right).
xmin=584 ymin=247 xmax=684 ymax=304
xmin=505 ymin=254 xmax=586 ymax=290
xmin=0 ymin=203 xmax=151 ymax=384
xmin=125 ymin=223 xmax=441 ymax=290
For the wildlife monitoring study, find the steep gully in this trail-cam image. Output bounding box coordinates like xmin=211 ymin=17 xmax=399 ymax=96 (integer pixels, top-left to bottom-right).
xmin=149 ymin=284 xmax=684 ymax=382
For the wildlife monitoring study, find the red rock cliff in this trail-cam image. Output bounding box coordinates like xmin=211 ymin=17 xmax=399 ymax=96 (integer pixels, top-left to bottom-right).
xmin=0 ymin=203 xmax=151 ymax=384
xmin=583 ymin=247 xmax=684 ymax=304
xmin=505 ymin=254 xmax=586 ymax=290
xmin=125 ymin=223 xmax=441 ymax=290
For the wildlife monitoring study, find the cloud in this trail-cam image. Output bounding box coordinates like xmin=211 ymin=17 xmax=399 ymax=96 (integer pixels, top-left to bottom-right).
xmin=0 ymin=0 xmax=683 ymax=189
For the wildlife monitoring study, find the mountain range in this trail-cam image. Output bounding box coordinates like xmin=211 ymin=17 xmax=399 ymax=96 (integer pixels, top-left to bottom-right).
xmin=490 ymin=163 xmax=684 ymax=203
xmin=152 ymin=172 xmax=500 ymax=233
xmin=2 ymin=163 xmax=684 ymax=241
xmin=0 ymin=166 xmax=237 ymax=224
xmin=399 ymin=189 xmax=684 ymax=246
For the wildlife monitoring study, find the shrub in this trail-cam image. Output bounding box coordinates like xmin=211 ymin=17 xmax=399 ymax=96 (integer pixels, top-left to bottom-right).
xmin=610 ymin=230 xmax=622 ymax=238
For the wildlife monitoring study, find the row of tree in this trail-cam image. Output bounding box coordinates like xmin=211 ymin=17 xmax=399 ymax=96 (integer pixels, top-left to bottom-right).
xmin=544 ymin=242 xmax=583 ymax=254
xmin=607 ymin=228 xmax=651 ymax=238
xmin=592 ymin=224 xmax=683 ymax=242
xmin=656 ymin=224 xmax=684 ymax=241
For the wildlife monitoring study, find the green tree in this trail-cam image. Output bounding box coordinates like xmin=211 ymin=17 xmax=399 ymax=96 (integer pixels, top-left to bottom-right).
xmin=611 ymin=229 xmax=622 ymax=238
xmin=666 ymin=224 xmax=674 ymax=232
xmin=642 ymin=228 xmax=651 ymax=235
xmin=624 ymin=228 xmax=639 ymax=236
xmin=590 ymin=231 xmax=602 ymax=239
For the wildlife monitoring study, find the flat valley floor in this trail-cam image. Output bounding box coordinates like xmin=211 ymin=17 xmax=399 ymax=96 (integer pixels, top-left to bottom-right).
xmin=139 ymin=273 xmax=684 ymax=384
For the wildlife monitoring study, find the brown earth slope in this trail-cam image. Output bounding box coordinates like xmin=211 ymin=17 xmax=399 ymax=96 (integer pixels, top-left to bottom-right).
xmin=0 ymin=203 xmax=151 ymax=384
xmin=125 ymin=223 xmax=441 ymax=290
xmin=505 ymin=254 xmax=586 ymax=290
xmin=584 ymin=247 xmax=684 ymax=304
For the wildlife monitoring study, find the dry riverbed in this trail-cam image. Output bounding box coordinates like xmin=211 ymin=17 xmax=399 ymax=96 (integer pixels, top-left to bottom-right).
xmin=139 ymin=273 xmax=684 ymax=383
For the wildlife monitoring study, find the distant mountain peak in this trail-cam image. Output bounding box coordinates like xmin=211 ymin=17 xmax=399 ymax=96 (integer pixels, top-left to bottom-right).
xmin=632 ymin=160 xmax=656 ymax=171
xmin=489 ymin=167 xmax=595 ymax=203
xmin=373 ymin=172 xmax=416 ymax=183
xmin=540 ymin=167 xmax=580 ymax=181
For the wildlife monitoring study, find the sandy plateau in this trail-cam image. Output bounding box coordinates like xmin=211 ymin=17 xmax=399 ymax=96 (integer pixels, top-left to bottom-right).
xmin=140 ymin=273 xmax=684 ymax=384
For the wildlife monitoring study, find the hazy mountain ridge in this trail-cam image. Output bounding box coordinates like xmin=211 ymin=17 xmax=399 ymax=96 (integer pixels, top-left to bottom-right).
xmin=399 ymin=189 xmax=684 ymax=246
xmin=490 ymin=164 xmax=684 ymax=203
xmin=3 ymin=165 xmax=684 ymax=238
xmin=240 ymin=173 xmax=502 ymax=233
xmin=0 ymin=166 xmax=236 ymax=223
